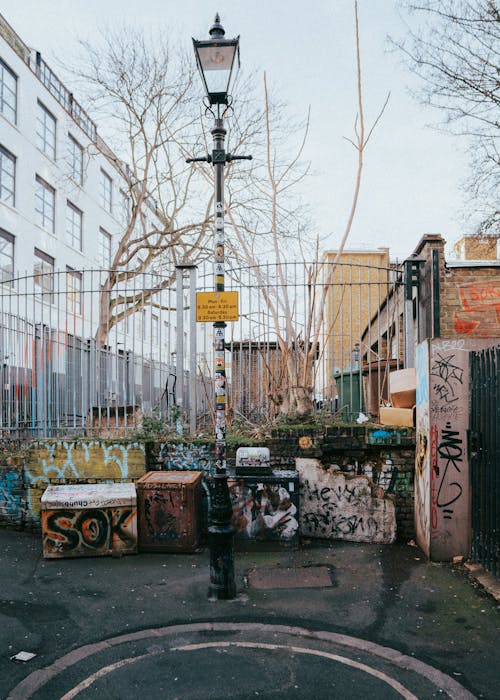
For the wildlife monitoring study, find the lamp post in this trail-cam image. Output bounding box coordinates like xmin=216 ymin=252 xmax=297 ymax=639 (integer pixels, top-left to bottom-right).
xmin=188 ymin=14 xmax=251 ymax=600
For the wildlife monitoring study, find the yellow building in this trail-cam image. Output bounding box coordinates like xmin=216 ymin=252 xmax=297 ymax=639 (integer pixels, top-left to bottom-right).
xmin=321 ymin=248 xmax=391 ymax=405
xmin=453 ymin=234 xmax=499 ymax=261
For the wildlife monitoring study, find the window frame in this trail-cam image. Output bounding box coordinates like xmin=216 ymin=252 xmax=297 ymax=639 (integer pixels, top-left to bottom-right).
xmin=0 ymin=144 xmax=16 ymax=206
xmin=33 ymin=248 xmax=55 ymax=303
xmin=0 ymin=58 xmax=17 ymax=124
xmin=35 ymin=175 xmax=56 ymax=233
xmin=119 ymin=189 xmax=130 ymax=227
xmin=151 ymin=313 xmax=159 ymax=345
xmin=66 ymin=266 xmax=82 ymax=315
xmin=36 ymin=100 xmax=57 ymax=160
xmin=65 ymin=200 xmax=83 ymax=251
xmin=100 ymin=168 xmax=112 ymax=213
xmin=67 ymin=134 xmax=83 ymax=185
xmin=0 ymin=229 xmax=15 ymax=284
xmin=99 ymin=227 xmax=112 ymax=269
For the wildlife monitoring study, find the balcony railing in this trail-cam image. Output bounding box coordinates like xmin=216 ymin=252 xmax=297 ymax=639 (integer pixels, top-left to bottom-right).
xmin=35 ymin=52 xmax=97 ymax=143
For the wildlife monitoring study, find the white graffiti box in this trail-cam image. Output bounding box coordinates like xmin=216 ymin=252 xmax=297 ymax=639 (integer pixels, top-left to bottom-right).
xmin=41 ymin=483 xmax=138 ymax=559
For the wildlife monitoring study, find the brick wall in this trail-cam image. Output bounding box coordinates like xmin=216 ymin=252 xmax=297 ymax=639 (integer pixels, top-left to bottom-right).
xmin=441 ymin=265 xmax=500 ymax=338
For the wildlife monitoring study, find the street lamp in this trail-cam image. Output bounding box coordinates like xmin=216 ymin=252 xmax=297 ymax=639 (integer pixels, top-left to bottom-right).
xmin=188 ymin=14 xmax=251 ymax=600
xmin=192 ymin=14 xmax=240 ymax=107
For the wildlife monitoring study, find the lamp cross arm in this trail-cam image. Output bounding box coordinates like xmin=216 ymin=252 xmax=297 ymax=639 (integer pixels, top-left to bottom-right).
xmin=226 ymin=153 xmax=252 ymax=162
xmin=185 ymin=155 xmax=211 ymax=164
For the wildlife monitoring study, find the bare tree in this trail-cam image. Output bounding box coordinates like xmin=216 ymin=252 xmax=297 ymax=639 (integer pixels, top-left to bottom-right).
xmin=394 ymin=0 xmax=500 ymax=228
xmin=224 ymin=0 xmax=389 ymax=418
xmin=72 ymin=28 xmax=215 ymax=343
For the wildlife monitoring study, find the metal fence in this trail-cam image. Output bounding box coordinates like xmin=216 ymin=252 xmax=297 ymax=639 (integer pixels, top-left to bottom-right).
xmin=470 ymin=345 xmax=500 ymax=578
xmin=0 ymin=260 xmax=405 ymax=438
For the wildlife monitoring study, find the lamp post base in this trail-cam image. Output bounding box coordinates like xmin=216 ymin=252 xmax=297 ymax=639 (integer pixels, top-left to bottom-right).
xmin=207 ymin=473 xmax=236 ymax=600
xmin=208 ymin=526 xmax=236 ymax=600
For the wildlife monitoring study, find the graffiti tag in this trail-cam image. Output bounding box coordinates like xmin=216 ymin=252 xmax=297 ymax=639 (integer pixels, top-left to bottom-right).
xmin=431 ymin=352 xmax=464 ymax=404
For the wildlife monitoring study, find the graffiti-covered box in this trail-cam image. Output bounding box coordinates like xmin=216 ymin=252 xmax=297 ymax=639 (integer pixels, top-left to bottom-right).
xmin=41 ymin=483 xmax=138 ymax=559
xmin=228 ymin=471 xmax=299 ymax=547
xmin=136 ymin=471 xmax=202 ymax=552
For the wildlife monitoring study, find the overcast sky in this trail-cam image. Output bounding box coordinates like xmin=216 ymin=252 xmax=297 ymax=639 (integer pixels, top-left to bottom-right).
xmin=1 ymin=0 xmax=472 ymax=261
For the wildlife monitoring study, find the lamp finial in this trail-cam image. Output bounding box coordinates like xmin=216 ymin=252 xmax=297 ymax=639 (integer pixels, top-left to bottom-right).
xmin=210 ymin=13 xmax=225 ymax=38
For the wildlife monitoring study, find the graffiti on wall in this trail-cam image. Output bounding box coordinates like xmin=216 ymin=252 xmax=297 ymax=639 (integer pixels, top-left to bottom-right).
xmin=297 ymin=459 xmax=396 ymax=544
xmin=430 ymin=350 xmax=464 ymax=408
xmin=24 ymin=440 xmax=145 ymax=522
xmin=42 ymin=507 xmax=137 ymax=558
xmin=368 ymin=429 xmax=406 ymax=446
xmin=229 ymin=479 xmax=299 ymax=543
xmin=0 ymin=467 xmax=24 ymax=524
xmin=161 ymin=443 xmax=214 ymax=475
xmin=140 ymin=490 xmax=182 ymax=545
xmin=430 ymin=345 xmax=467 ymax=540
xmin=415 ymin=342 xmax=431 ymax=554
xmin=455 ymin=280 xmax=500 ymax=336
xmin=426 ymin=340 xmax=476 ymax=559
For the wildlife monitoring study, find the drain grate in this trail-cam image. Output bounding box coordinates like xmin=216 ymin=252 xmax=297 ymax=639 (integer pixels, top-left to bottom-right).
xmin=247 ymin=565 xmax=333 ymax=590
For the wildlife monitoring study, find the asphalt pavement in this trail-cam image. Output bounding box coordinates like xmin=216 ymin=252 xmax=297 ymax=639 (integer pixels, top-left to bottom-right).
xmin=1 ymin=529 xmax=499 ymax=699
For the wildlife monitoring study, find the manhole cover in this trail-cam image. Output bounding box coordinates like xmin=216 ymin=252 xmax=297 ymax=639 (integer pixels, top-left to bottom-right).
xmin=247 ymin=565 xmax=333 ymax=590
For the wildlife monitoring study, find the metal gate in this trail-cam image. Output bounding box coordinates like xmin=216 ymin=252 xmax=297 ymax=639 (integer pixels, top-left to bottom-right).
xmin=470 ymin=345 xmax=500 ymax=578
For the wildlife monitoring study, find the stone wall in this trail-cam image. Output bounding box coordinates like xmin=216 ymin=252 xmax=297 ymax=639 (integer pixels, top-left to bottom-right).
xmin=0 ymin=427 xmax=415 ymax=542
xmin=297 ymin=458 xmax=396 ymax=544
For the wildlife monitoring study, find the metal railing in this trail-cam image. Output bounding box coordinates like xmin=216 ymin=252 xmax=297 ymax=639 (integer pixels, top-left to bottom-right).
xmin=470 ymin=345 xmax=500 ymax=578
xmin=35 ymin=52 xmax=97 ymax=143
xmin=0 ymin=261 xmax=405 ymax=438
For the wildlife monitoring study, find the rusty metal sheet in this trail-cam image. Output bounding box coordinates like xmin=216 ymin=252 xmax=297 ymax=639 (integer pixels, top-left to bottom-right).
xmin=137 ymin=471 xmax=202 ymax=552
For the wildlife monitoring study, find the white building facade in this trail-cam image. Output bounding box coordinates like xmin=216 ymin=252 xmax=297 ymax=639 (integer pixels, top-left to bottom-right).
xmin=0 ymin=14 xmax=203 ymax=436
xmin=0 ymin=15 xmax=132 ymax=281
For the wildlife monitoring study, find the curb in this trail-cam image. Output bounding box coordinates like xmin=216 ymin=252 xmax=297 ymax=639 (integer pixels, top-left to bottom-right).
xmin=464 ymin=562 xmax=500 ymax=602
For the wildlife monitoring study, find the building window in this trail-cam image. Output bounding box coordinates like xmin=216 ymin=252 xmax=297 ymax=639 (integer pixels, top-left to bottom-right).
xmin=119 ymin=190 xmax=130 ymax=227
xmin=100 ymin=169 xmax=112 ymax=212
xmin=66 ymin=267 xmax=82 ymax=315
xmin=99 ymin=227 xmax=112 ymax=268
xmin=0 ymin=145 xmax=15 ymax=206
xmin=65 ymin=201 xmax=83 ymax=250
xmin=151 ymin=314 xmax=159 ymax=344
xmin=35 ymin=175 xmax=55 ymax=232
xmin=36 ymin=101 xmax=56 ymax=160
xmin=34 ymin=248 xmax=54 ymax=302
xmin=0 ymin=229 xmax=14 ymax=283
xmin=67 ymin=134 xmax=83 ymax=185
xmin=0 ymin=59 xmax=17 ymax=123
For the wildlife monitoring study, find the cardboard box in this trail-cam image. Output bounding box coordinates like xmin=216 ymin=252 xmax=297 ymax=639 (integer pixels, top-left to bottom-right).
xmin=379 ymin=406 xmax=415 ymax=428
xmin=389 ymin=368 xmax=416 ymax=408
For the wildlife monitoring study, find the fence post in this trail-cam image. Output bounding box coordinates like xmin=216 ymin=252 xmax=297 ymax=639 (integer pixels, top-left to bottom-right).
xmin=175 ymin=266 xmax=185 ymax=416
xmin=188 ymin=265 xmax=197 ymax=437
xmin=403 ymin=256 xmax=424 ymax=368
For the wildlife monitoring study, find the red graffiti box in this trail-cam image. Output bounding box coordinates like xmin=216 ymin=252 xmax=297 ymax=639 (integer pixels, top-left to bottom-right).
xmin=41 ymin=483 xmax=138 ymax=559
xmin=136 ymin=471 xmax=202 ymax=552
xmin=228 ymin=471 xmax=300 ymax=547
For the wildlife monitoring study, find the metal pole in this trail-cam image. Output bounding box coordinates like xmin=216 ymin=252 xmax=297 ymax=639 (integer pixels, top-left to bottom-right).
xmin=175 ymin=265 xmax=184 ymax=416
xmin=189 ymin=265 xmax=197 ymax=437
xmin=208 ymin=118 xmax=236 ymax=600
